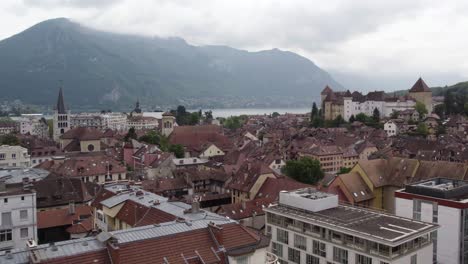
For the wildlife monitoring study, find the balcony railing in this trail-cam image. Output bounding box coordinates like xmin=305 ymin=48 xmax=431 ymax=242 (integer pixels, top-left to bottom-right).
xmin=265 ymin=252 xmax=279 ymax=264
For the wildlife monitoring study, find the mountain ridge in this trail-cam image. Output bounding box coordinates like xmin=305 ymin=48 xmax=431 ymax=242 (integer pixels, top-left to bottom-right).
xmin=0 ymin=18 xmax=343 ymax=110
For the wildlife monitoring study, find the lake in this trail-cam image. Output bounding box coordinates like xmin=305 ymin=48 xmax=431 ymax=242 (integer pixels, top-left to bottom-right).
xmin=188 ymin=108 xmax=311 ymax=118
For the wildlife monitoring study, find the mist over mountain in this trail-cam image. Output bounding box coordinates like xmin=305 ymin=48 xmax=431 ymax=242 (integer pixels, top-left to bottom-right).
xmin=0 ymin=18 xmax=342 ymax=110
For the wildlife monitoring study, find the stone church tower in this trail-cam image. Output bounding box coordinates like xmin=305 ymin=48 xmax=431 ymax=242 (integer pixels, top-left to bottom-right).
xmin=53 ymin=86 xmax=70 ymax=141
xmin=409 ymin=77 xmax=433 ymax=114
xmin=161 ymin=112 xmax=176 ymax=137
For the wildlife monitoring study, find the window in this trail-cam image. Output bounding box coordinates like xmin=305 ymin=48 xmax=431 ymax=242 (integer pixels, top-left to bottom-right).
xmin=413 ymin=200 xmax=421 ymax=221
xmin=0 ymin=153 xmax=5 ymax=160
xmin=0 ymin=229 xmax=12 ymax=242
xmin=20 ymin=210 xmax=28 ymax=220
xmin=432 ymin=203 xmax=438 ymax=223
xmin=313 ymin=240 xmax=326 ymax=257
xmin=1 ymin=212 xmax=12 ymax=226
xmin=306 ymin=254 xmax=320 ymax=264
xmin=294 ymin=234 xmax=307 ymax=250
xmin=277 ymin=228 xmax=289 ymax=244
xmin=236 ymin=255 xmax=249 ymax=264
xmin=266 ymin=225 xmax=272 ymax=237
xmin=3 ymin=198 xmax=8 ymax=203
xmin=410 ymin=255 xmax=417 ymax=264
xmin=356 ymin=254 xmax=372 ymax=264
xmin=333 ymin=247 xmax=348 ymax=264
xmin=272 ymin=242 xmax=283 ymax=258
xmin=288 ymin=247 xmax=301 ymax=264
xmin=21 ymin=196 xmax=25 ymax=201
xmin=11 ymin=153 xmax=16 ymax=159
xmin=20 ymin=228 xmax=28 ymax=238
xmin=87 ymin=144 xmax=95 ymax=151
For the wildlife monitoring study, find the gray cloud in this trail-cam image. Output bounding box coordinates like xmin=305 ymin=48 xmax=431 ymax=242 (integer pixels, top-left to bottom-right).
xmin=1 ymin=0 xmax=467 ymax=90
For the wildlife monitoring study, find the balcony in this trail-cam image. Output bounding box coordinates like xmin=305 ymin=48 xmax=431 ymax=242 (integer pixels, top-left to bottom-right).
xmin=265 ymin=252 xmax=279 ymax=264
xmin=0 ymin=240 xmax=14 ymax=250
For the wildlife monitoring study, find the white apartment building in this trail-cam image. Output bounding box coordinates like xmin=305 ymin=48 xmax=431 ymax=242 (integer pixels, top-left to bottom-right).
xmin=395 ymin=178 xmax=468 ymax=264
xmin=13 ymin=115 xmax=49 ymax=138
xmin=70 ymin=113 xmax=104 ymax=130
xmin=101 ymin=113 xmax=127 ymax=131
xmin=265 ymin=188 xmax=438 ymax=264
xmin=0 ymin=179 xmax=37 ymax=250
xmin=0 ymin=145 xmax=31 ymax=168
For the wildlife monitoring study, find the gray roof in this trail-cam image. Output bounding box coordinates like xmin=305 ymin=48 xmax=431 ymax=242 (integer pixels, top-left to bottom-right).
xmin=56 ymin=87 xmax=66 ymax=114
xmin=0 ymin=213 xmax=234 ymax=263
xmin=0 ymin=168 xmax=49 ymax=184
xmin=265 ymin=204 xmax=438 ymax=246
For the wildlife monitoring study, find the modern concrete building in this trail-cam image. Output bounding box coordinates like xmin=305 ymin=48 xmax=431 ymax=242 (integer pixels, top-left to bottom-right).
xmin=265 ymin=188 xmax=438 ymax=264
xmin=395 ymin=178 xmax=468 ymax=264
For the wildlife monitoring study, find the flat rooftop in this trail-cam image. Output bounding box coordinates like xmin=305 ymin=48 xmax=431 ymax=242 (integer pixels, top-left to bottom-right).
xmin=266 ymin=203 xmax=437 ymax=245
xmin=403 ymin=178 xmax=468 ymax=201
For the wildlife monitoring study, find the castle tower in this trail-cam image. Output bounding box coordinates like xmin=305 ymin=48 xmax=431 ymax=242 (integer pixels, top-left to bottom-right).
xmin=53 ymin=86 xmax=70 ymax=141
xmin=161 ymin=112 xmax=176 ymax=137
xmin=409 ymin=77 xmax=433 ymax=114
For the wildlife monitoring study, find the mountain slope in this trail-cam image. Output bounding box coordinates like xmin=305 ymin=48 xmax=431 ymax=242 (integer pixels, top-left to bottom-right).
xmin=0 ymin=18 xmax=342 ymax=110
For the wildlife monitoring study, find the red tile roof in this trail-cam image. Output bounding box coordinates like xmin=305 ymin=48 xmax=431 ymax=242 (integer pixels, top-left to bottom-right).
xmin=115 ymin=200 xmax=176 ymax=227
xmin=61 ymin=127 xmax=104 ymax=140
xmin=37 ymin=205 xmax=93 ymax=229
xmin=409 ymin=77 xmax=431 ymax=93
xmin=170 ymin=125 xmax=233 ymax=153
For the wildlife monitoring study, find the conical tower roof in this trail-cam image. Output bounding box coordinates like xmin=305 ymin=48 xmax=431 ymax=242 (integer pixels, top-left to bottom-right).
xmin=409 ymin=78 xmax=431 ymax=93
xmin=56 ymin=87 xmax=66 ymax=114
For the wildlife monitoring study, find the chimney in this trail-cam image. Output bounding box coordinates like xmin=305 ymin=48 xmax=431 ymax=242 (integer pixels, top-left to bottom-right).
xmin=208 ymin=222 xmax=224 ymax=246
xmin=106 ymin=237 xmax=121 ymax=264
xmin=191 ymin=199 xmax=200 ymax=214
xmin=68 ymin=201 xmax=75 ymax=215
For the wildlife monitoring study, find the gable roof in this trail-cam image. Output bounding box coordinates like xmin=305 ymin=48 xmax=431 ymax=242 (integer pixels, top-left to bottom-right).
xmin=61 ymin=127 xmax=104 ymax=141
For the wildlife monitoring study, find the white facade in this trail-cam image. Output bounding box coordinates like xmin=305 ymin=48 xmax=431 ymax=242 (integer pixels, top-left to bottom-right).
xmin=396 ymin=194 xmax=465 ymax=264
xmin=384 ymin=121 xmax=399 ymax=137
xmin=0 ymin=189 xmax=37 ymax=250
xmin=101 ymin=113 xmax=127 ymax=131
xmin=70 ymin=113 xmax=104 ymax=129
xmin=266 ymin=188 xmax=437 ymax=264
xmin=53 ymin=111 xmax=70 ymax=142
xmin=227 ymin=247 xmax=268 ymax=264
xmin=16 ymin=116 xmax=48 ymax=138
xmin=0 ymin=145 xmax=31 ymax=168
xmin=344 ymin=97 xmax=416 ymax=122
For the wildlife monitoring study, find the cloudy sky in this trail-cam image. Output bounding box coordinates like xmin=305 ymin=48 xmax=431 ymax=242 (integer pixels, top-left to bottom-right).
xmin=2 ymin=0 xmax=468 ymax=91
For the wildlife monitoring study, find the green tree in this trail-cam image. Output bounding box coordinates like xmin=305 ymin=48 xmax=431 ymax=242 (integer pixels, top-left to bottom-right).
xmin=124 ymin=127 xmax=138 ymax=142
xmin=349 ymin=115 xmax=356 ymax=123
xmin=434 ymin=104 xmax=445 ymax=119
xmin=390 ymin=111 xmax=400 ymax=119
xmin=355 ymin=113 xmax=369 ymax=123
xmin=311 ymin=116 xmax=324 ymax=128
xmin=0 ymin=134 xmax=20 ymax=145
xmin=331 ymin=115 xmax=345 ymax=127
xmin=138 ymin=130 xmax=160 ymax=145
xmin=281 ymin=157 xmax=324 ymax=185
xmin=204 ymin=111 xmax=213 ymax=121
xmin=168 ymin=144 xmax=185 ymax=158
xmin=415 ymin=102 xmax=428 ymax=119
xmin=372 ymin=108 xmax=380 ymax=123
xmin=271 ymin=112 xmax=280 ymax=118
xmin=223 ymin=116 xmax=244 ymax=130
xmin=311 ymin=102 xmax=318 ymax=119
xmin=416 ymin=123 xmax=429 ymax=136
xmin=337 ymin=167 xmax=352 ymax=174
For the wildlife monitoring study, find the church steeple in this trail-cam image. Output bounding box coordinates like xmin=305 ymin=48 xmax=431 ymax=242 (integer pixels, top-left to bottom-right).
xmin=56 ymin=83 xmax=66 ymax=114
xmin=134 ymin=99 xmax=142 ymax=114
